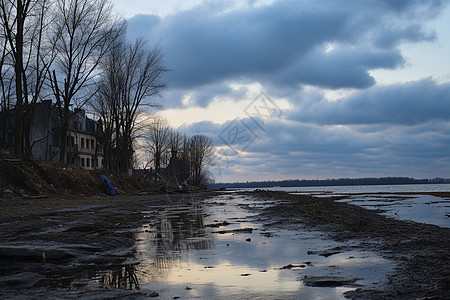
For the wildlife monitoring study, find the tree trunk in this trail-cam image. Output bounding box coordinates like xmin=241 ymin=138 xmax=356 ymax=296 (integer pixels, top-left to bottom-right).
xmin=13 ymin=0 xmax=24 ymax=156
xmin=59 ymin=105 xmax=69 ymax=163
xmin=23 ymin=115 xmax=31 ymax=157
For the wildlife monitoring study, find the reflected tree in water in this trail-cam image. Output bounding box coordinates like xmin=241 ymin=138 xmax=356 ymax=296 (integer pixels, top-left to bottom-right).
xmin=102 ymin=265 xmax=139 ymax=290
xmin=135 ymin=205 xmax=214 ymax=281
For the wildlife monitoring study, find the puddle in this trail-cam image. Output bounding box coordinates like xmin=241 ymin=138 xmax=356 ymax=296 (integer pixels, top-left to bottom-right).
xmin=337 ymin=195 xmax=450 ymax=228
xmin=129 ymin=194 xmax=393 ymax=299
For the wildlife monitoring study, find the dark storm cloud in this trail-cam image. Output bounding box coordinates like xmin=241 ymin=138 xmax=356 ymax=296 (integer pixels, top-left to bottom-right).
xmin=183 ymin=117 xmax=450 ymax=180
xmin=290 ymin=79 xmax=450 ymax=125
xmin=127 ymin=0 xmax=445 ymax=91
xmin=276 ymin=46 xmax=404 ymax=89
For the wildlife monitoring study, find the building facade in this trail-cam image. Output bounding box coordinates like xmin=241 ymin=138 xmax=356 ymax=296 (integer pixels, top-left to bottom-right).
xmin=2 ymin=100 xmax=104 ymax=170
xmin=62 ymin=108 xmax=104 ymax=170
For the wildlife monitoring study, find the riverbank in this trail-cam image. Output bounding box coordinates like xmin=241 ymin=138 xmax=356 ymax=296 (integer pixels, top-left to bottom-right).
xmin=0 ymin=157 xmax=154 ymax=198
xmin=0 ymin=190 xmax=449 ymax=299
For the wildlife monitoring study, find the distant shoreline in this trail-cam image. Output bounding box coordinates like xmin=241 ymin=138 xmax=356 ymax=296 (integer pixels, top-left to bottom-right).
xmin=211 ymin=176 xmax=450 ymax=189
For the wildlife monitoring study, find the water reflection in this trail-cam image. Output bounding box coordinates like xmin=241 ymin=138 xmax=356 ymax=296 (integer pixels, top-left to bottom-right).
xmin=102 ymin=264 xmax=139 ymax=290
xmin=131 ymin=195 xmax=393 ymax=299
xmin=136 ymin=204 xmax=214 ymax=282
xmin=0 ymin=194 xmax=400 ymax=299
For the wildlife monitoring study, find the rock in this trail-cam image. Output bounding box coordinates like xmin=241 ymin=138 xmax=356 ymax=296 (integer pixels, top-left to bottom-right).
xmin=280 ymin=264 xmax=306 ymax=269
xmin=307 ymin=250 xmax=341 ymax=257
xmin=204 ymin=221 xmax=231 ymax=228
xmin=212 ymin=227 xmax=254 ymax=234
xmin=303 ymin=276 xmax=360 ymax=287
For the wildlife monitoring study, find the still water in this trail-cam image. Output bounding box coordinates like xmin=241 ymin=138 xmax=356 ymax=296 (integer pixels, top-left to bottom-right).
xmin=238 ymin=184 xmax=450 ymax=228
xmin=121 ymin=193 xmax=393 ymax=299
xmin=335 ymin=194 xmax=450 ymax=228
xmin=237 ymin=183 xmax=450 ymax=194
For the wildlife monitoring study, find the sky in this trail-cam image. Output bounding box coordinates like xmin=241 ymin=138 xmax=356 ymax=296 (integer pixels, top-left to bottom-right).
xmin=111 ymin=0 xmax=450 ymax=182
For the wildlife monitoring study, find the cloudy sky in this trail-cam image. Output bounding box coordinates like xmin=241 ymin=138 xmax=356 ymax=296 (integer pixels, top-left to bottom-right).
xmin=111 ymin=0 xmax=450 ymax=182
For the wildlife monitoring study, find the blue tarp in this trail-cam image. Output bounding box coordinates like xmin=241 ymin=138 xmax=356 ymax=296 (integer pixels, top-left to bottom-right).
xmin=99 ymin=175 xmax=116 ymax=196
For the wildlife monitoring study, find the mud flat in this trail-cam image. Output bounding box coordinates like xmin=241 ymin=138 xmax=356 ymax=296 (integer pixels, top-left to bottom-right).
xmin=0 ymin=191 xmax=216 ymax=298
xmin=0 ymin=190 xmax=449 ymax=299
xmin=254 ymin=190 xmax=450 ymax=299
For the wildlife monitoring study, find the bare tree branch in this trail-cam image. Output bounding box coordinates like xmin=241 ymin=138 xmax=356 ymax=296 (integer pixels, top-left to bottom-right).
xmin=50 ymin=0 xmax=124 ymax=163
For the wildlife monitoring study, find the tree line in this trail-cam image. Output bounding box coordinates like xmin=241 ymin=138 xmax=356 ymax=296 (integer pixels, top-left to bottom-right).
xmin=211 ymin=177 xmax=450 ymax=189
xmin=0 ymin=0 xmax=214 ymax=182
xmin=143 ymin=117 xmax=214 ymax=187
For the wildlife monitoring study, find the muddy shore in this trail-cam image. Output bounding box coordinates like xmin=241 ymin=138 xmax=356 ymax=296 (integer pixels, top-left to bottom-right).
xmin=0 ymin=190 xmax=449 ymax=299
xmin=253 ymin=191 xmax=450 ymax=299
xmin=0 ymin=191 xmax=217 ymax=298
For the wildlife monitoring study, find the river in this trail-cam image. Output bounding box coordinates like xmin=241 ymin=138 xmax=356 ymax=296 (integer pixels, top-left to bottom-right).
xmin=237 ymin=184 xmax=450 ymax=228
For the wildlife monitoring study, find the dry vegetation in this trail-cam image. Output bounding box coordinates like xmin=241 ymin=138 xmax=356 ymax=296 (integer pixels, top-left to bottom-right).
xmin=0 ymin=158 xmax=152 ymax=198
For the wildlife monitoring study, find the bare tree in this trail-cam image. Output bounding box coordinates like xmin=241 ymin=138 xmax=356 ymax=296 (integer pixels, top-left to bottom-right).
xmin=146 ymin=116 xmax=170 ymax=180
xmin=0 ymin=0 xmax=58 ymax=156
xmin=168 ymin=128 xmax=183 ymax=153
xmin=23 ymin=0 xmax=58 ymax=156
xmin=0 ymin=29 xmax=14 ymax=149
xmin=95 ymin=36 xmax=167 ymax=173
xmin=0 ymin=0 xmax=35 ymax=155
xmin=0 ymin=22 xmax=11 ymax=107
xmin=92 ymin=31 xmax=125 ymax=171
xmin=188 ymin=134 xmax=214 ymax=187
xmin=93 ymin=76 xmax=116 ymax=171
xmin=50 ymin=0 xmax=124 ymax=163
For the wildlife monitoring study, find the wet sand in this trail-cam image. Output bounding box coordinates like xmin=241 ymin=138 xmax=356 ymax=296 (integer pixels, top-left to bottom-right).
xmin=0 ymin=190 xmax=449 ymax=299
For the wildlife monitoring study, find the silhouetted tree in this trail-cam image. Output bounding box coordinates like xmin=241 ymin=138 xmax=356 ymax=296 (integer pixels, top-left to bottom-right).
xmin=188 ymin=134 xmax=213 ymax=186
xmin=50 ymin=0 xmax=123 ymax=163
xmin=0 ymin=29 xmax=14 ymax=149
xmin=168 ymin=129 xmax=183 ymax=153
xmin=146 ymin=116 xmax=170 ymax=180
xmin=95 ymin=37 xmax=167 ymax=173
xmin=23 ymin=0 xmax=58 ymax=156
xmin=0 ymin=0 xmax=58 ymax=156
xmin=1 ymin=0 xmax=35 ymax=155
